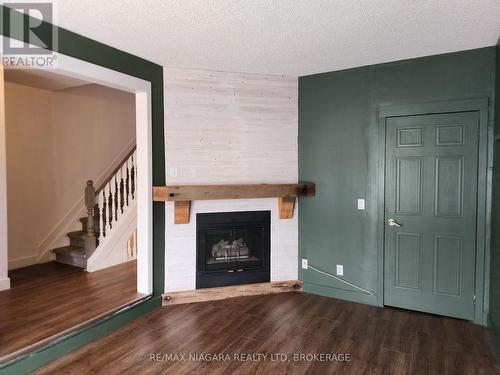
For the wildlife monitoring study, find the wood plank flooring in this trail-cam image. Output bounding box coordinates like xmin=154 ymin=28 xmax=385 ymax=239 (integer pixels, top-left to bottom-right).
xmin=0 ymin=260 xmax=143 ymax=362
xmin=35 ymin=292 xmax=499 ymax=374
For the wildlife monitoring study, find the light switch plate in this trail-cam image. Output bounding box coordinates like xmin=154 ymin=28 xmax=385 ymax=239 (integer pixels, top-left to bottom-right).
xmin=169 ymin=167 xmax=178 ymax=177
xmin=357 ymin=199 xmax=365 ymax=210
xmin=336 ymin=264 xmax=344 ymax=276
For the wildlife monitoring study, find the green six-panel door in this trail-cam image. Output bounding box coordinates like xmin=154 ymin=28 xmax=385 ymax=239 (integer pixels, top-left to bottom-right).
xmin=384 ymin=112 xmax=479 ymax=320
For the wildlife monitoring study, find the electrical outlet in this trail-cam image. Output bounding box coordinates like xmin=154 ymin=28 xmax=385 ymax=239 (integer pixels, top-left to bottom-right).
xmin=357 ymin=199 xmax=365 ymax=210
xmin=301 ymin=259 xmax=308 ymax=269
xmin=169 ymin=167 xmax=178 ymax=177
xmin=336 ymin=264 xmax=344 ymax=276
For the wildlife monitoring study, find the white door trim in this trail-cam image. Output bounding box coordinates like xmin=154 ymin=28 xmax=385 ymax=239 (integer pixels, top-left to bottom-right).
xmin=0 ymin=37 xmax=153 ymax=294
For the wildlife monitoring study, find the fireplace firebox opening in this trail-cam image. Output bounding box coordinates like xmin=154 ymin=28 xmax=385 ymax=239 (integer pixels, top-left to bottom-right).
xmin=196 ymin=211 xmax=271 ymax=288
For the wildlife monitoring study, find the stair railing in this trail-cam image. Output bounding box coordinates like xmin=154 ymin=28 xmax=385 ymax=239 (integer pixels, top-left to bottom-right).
xmin=84 ymin=145 xmax=137 ymax=256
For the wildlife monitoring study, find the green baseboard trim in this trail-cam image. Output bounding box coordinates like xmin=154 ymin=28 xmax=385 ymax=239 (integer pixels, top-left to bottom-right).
xmin=487 ymin=314 xmax=500 ymax=362
xmin=303 ymin=281 xmax=378 ymax=306
xmin=0 ymin=296 xmax=162 ymax=375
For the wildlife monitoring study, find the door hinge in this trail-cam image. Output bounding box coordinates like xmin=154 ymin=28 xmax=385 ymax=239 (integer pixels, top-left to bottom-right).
xmin=473 ymin=295 xmax=476 ymax=304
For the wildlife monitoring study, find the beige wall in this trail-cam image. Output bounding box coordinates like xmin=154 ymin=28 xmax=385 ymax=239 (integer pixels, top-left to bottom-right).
xmin=5 ymin=82 xmax=135 ymax=268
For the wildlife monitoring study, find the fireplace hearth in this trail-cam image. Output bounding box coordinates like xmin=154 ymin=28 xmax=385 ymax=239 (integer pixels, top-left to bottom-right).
xmin=196 ymin=211 xmax=271 ymax=288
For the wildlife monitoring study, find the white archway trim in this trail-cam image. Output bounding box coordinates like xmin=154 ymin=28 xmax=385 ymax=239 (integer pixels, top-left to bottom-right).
xmin=0 ymin=37 xmax=153 ymax=294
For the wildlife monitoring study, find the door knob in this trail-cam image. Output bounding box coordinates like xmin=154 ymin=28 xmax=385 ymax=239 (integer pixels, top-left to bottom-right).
xmin=388 ymin=218 xmax=402 ymax=227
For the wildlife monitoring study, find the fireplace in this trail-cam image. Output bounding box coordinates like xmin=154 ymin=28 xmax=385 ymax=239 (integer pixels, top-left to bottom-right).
xmin=196 ymin=211 xmax=271 ymax=288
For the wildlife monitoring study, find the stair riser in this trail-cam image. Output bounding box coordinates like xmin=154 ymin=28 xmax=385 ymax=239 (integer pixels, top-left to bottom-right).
xmin=73 ymin=232 xmax=101 ymax=243
xmin=80 ymin=219 xmax=99 ymax=233
xmin=55 ymin=253 xmax=86 ymax=269
xmin=69 ymin=237 xmax=85 ymax=247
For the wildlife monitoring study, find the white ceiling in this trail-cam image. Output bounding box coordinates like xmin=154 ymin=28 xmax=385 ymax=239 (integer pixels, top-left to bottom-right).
xmin=52 ymin=0 xmax=500 ymax=76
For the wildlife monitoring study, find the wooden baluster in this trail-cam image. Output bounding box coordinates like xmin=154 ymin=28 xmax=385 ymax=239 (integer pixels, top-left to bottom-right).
xmin=118 ymin=168 xmax=123 ymax=213
xmin=85 ymin=181 xmax=95 ymax=236
xmin=102 ymin=189 xmax=108 ymax=237
xmin=123 ymin=162 xmax=128 ymax=208
xmin=125 ymin=160 xmax=130 ymax=207
xmin=115 ymin=174 xmax=122 ymax=221
xmin=127 ymin=156 xmax=132 ymax=203
xmin=98 ymin=191 xmax=104 ymax=238
xmin=131 ymin=153 xmax=136 ymax=200
xmin=113 ymin=177 xmax=118 ymax=227
xmin=125 ymin=158 xmax=130 ymax=206
xmin=120 ymin=166 xmax=125 ymax=212
xmin=134 ymin=151 xmax=137 ymax=198
xmin=108 ymin=183 xmax=114 ymax=230
xmin=115 ymin=177 xmax=121 ymax=221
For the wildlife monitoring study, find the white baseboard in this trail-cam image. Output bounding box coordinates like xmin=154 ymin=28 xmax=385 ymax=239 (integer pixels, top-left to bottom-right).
xmin=0 ymin=277 xmax=10 ymax=291
xmin=8 ymin=254 xmax=39 ymax=270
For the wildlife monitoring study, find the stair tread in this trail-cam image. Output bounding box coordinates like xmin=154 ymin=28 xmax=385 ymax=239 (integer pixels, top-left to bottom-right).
xmin=80 ymin=216 xmax=99 ymax=222
xmin=53 ymin=245 xmax=86 ymax=257
xmin=67 ymin=230 xmax=85 ymax=237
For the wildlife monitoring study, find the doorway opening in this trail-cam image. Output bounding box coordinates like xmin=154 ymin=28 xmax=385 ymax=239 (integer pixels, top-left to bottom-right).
xmin=0 ymin=45 xmax=153 ymax=363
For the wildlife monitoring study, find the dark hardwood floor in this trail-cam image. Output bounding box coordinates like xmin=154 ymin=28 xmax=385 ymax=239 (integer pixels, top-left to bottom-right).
xmin=35 ymin=292 xmax=499 ymax=374
xmin=0 ymin=260 xmax=143 ymax=362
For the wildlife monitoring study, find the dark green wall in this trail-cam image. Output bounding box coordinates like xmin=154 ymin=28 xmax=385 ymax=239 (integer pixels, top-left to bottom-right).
xmin=490 ymin=44 xmax=500 ymax=347
xmin=298 ymin=47 xmax=496 ymax=307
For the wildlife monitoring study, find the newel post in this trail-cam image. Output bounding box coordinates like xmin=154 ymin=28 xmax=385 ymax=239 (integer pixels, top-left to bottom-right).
xmin=85 ymin=180 xmax=96 ymax=236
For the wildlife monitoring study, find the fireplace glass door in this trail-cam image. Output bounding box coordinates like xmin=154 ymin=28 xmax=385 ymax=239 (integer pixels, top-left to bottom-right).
xmin=197 ymin=211 xmax=270 ymax=288
xmin=204 ymin=226 xmax=266 ymax=272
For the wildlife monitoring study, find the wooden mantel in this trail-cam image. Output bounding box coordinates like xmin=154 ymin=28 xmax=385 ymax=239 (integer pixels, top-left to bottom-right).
xmin=153 ymin=182 xmax=315 ymax=224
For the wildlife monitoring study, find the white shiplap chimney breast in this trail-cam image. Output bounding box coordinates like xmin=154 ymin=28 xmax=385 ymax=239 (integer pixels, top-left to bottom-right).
xmin=164 ymin=67 xmax=298 ymax=292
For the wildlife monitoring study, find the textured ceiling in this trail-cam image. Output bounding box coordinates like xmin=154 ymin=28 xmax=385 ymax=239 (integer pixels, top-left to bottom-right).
xmin=52 ymin=0 xmax=500 ymax=76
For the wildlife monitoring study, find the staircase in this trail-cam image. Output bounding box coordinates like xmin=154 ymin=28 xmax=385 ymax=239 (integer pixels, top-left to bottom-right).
xmin=52 ymin=146 xmax=137 ymax=269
